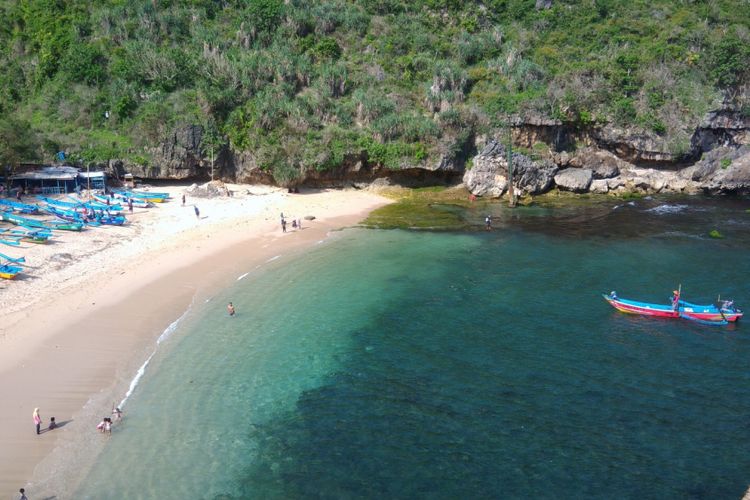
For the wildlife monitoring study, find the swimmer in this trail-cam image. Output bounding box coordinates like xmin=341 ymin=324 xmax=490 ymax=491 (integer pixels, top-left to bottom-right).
xmin=227 ymin=302 xmax=236 ymax=316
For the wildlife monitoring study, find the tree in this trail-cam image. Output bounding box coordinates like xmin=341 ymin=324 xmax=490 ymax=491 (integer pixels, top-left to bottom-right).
xmin=0 ymin=117 xmax=40 ymax=187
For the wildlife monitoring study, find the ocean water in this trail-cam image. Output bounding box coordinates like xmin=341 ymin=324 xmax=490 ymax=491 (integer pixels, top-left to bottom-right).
xmin=73 ymin=196 xmax=750 ymax=499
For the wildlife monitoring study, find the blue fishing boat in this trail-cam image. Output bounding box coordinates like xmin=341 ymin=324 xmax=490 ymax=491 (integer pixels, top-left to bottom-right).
xmin=0 ymin=252 xmax=25 ymax=279
xmin=0 ymin=198 xmax=40 ymax=214
xmin=603 ymin=291 xmax=742 ymax=324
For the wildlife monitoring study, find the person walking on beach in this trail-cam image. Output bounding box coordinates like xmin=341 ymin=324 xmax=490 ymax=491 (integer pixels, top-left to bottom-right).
xmin=182 ymin=193 xmax=186 ymax=206
xmin=194 ymin=205 xmax=200 ymax=219
xmin=281 ymin=218 xmax=287 ymax=233
xmin=128 ymin=198 xmax=133 ymax=213
xmin=18 ymin=487 xmax=28 ymax=500
xmin=32 ymin=408 xmax=41 ymax=435
xmin=227 ymin=302 xmax=236 ymax=316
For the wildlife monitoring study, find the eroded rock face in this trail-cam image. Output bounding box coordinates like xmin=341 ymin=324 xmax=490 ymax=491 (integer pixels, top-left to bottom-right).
xmin=568 ymin=147 xmax=621 ymax=179
xmin=692 ymin=105 xmax=750 ymax=153
xmin=701 ymin=147 xmax=750 ymax=193
xmin=464 ymin=139 xmax=557 ymax=197
xmin=554 ymin=168 xmax=592 ymax=192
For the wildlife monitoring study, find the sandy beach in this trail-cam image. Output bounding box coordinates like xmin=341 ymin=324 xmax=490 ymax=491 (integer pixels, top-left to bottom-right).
xmin=0 ymin=183 xmax=390 ymax=496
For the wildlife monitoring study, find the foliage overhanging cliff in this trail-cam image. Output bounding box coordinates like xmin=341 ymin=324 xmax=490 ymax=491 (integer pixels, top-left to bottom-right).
xmin=0 ymin=0 xmax=748 ymax=184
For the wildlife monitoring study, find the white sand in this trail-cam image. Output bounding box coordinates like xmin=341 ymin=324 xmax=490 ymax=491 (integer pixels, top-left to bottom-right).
xmin=0 ymin=184 xmax=390 ymax=495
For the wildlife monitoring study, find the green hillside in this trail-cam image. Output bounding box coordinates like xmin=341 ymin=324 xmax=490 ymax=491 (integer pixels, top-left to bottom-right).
xmin=0 ymin=0 xmax=748 ymax=181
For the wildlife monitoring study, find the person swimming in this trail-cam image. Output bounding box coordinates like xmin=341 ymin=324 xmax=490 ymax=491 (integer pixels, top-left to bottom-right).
xmin=227 ymin=302 xmax=235 ymax=316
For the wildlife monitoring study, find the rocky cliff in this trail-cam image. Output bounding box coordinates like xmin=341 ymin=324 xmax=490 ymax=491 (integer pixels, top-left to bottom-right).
xmin=101 ymin=99 xmax=749 ymax=196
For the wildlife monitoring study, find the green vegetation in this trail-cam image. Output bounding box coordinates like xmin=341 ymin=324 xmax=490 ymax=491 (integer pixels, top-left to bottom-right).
xmin=708 ymin=229 xmax=724 ymax=239
xmin=0 ymin=0 xmax=747 ymax=177
xmin=720 ymin=158 xmax=732 ymax=169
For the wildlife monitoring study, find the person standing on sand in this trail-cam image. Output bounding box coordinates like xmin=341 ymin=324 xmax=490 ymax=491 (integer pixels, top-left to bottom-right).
xmin=182 ymin=193 xmax=186 ymax=206
xmin=128 ymin=198 xmax=133 ymax=213
xmin=33 ymin=408 xmax=41 ymax=435
xmin=227 ymin=302 xmax=235 ymax=316
xmin=194 ymin=205 xmax=200 ymax=219
xmin=19 ymin=487 xmax=28 ymax=500
xmin=281 ymin=218 xmax=287 ymax=233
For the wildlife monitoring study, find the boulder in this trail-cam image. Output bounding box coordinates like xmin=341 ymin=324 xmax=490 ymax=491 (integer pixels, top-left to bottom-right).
xmin=185 ymin=180 xmax=231 ymax=198
xmin=703 ymin=148 xmax=750 ymax=193
xmin=568 ymin=147 xmax=622 ymax=179
xmin=464 ymin=139 xmax=557 ymax=197
xmin=554 ymin=168 xmax=592 ymax=192
xmin=589 ymin=179 xmax=609 ymax=194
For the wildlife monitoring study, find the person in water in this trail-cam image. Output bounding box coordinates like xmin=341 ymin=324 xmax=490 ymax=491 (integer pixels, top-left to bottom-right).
xmin=485 ymin=215 xmax=492 ymax=231
xmin=227 ymin=302 xmax=235 ymax=316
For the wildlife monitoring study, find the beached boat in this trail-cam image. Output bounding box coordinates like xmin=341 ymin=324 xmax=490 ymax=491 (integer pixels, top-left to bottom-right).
xmin=115 ymin=190 xmax=168 ymax=203
xmin=45 ymin=205 xmax=86 ymax=223
xmin=39 ymin=196 xmax=122 ymax=214
xmin=0 ymin=198 xmax=40 ymax=214
xmin=0 ymin=211 xmax=49 ymax=229
xmin=0 ymin=235 xmax=22 ymax=246
xmin=47 ymin=220 xmax=84 ymax=231
xmin=603 ymin=292 xmax=742 ymax=324
xmin=102 ymin=192 xmax=151 ymax=208
xmin=2 ymin=227 xmax=53 ymax=243
xmin=0 ymin=253 xmax=25 ymax=279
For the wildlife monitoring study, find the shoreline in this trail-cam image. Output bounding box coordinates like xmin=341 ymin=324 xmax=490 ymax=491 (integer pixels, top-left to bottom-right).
xmin=0 ymin=185 xmax=390 ymax=495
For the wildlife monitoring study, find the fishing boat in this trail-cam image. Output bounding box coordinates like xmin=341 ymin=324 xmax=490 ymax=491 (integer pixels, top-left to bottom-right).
xmin=0 ymin=211 xmax=50 ymax=229
xmin=115 ymin=190 xmax=167 ymax=203
xmin=0 ymin=234 xmax=22 ymax=247
xmin=0 ymin=199 xmax=40 ymax=214
xmin=101 ymin=192 xmax=151 ymax=208
xmin=603 ymin=291 xmax=742 ymax=324
xmin=47 ymin=220 xmax=84 ymax=231
xmin=45 ymin=205 xmax=87 ymax=223
xmin=39 ymin=196 xmax=123 ymax=214
xmin=0 ymin=253 xmax=25 ymax=279
xmin=2 ymin=227 xmax=53 ymax=243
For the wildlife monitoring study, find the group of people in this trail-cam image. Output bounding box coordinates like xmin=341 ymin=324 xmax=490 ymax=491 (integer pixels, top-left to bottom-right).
xmin=96 ymin=405 xmax=123 ymax=435
xmin=31 ymin=408 xmax=56 ymax=435
xmin=280 ymin=213 xmax=302 ymax=233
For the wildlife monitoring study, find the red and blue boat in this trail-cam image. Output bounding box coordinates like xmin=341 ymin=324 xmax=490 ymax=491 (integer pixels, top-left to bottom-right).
xmin=603 ymin=291 xmax=742 ymax=325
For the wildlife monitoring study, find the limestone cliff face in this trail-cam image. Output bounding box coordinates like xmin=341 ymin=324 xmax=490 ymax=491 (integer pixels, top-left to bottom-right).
xmin=100 ymin=99 xmax=748 ymax=196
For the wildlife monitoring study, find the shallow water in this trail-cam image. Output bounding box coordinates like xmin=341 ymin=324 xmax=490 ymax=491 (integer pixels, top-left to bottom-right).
xmin=73 ymin=196 xmax=750 ymax=499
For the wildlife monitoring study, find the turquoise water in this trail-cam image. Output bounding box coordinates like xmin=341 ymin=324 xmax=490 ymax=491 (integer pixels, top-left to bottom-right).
xmin=75 ymin=196 xmax=750 ymax=499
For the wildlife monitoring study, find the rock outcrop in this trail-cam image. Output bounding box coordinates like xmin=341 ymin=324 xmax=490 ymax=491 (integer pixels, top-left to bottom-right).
xmin=554 ymin=168 xmax=592 ymax=192
xmin=465 ymin=139 xmax=558 ymax=196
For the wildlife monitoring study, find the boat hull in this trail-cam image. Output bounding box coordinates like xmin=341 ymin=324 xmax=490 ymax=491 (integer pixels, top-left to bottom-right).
xmin=603 ymin=294 xmax=742 ymax=323
xmin=0 ymin=264 xmax=22 ymax=279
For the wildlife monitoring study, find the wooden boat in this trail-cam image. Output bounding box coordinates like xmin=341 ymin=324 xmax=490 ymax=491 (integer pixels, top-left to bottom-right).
xmin=39 ymin=196 xmax=122 ymax=214
xmin=0 ymin=253 xmax=24 ymax=279
xmin=0 ymin=199 xmax=40 ymax=214
xmin=603 ymin=292 xmax=742 ymax=324
xmin=2 ymin=227 xmax=53 ymax=243
xmin=103 ymin=192 xmax=151 ymax=208
xmin=0 ymin=212 xmax=49 ymax=229
xmin=0 ymin=263 xmax=22 ymax=279
xmin=115 ymin=190 xmax=167 ymax=203
xmin=47 ymin=220 xmax=84 ymax=231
